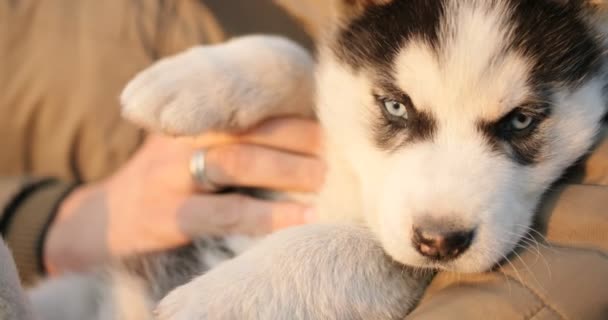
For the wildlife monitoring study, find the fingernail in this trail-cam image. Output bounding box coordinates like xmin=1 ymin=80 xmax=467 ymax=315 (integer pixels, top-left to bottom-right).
xmin=304 ymin=207 xmax=318 ymax=223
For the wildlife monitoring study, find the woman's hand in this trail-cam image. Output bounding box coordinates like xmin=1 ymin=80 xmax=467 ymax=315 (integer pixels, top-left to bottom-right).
xmin=44 ymin=117 xmax=324 ymax=275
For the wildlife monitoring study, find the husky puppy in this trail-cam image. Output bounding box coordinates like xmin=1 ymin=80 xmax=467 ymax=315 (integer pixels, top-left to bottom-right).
xmin=152 ymin=0 xmax=608 ymax=319
xmin=1 ymin=0 xmax=606 ymax=319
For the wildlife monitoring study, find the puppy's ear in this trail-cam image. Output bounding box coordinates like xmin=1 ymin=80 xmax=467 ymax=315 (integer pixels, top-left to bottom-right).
xmin=333 ymin=0 xmax=393 ymax=21
xmin=588 ymin=1 xmax=608 ymax=20
xmin=585 ymin=0 xmax=608 ymax=45
xmin=336 ymin=0 xmax=393 ymax=12
xmin=274 ymin=0 xmax=333 ymax=39
xmin=275 ymin=0 xmax=393 ymax=39
xmin=587 ymin=0 xmax=607 ymax=9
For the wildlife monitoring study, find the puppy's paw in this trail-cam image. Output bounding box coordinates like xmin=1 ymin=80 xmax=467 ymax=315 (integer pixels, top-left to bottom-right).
xmin=155 ymin=224 xmax=433 ymax=320
xmin=121 ymin=35 xmax=315 ymax=136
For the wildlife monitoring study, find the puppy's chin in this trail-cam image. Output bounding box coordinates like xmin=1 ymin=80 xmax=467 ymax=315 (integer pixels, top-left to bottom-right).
xmin=375 ymin=219 xmax=523 ymax=273
xmin=380 ymin=242 xmax=500 ymax=273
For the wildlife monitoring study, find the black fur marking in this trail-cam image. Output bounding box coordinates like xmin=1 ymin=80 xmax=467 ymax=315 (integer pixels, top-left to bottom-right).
xmin=508 ymin=0 xmax=603 ymax=87
xmin=333 ymin=0 xmax=445 ymax=71
xmin=479 ymin=101 xmax=553 ymax=165
xmin=122 ymin=243 xmax=205 ymax=301
xmin=334 ymin=0 xmax=602 ymax=85
xmin=122 ymin=237 xmax=236 ymax=302
xmin=333 ymin=0 xmax=604 ymax=157
xmin=373 ymin=80 xmax=437 ymax=150
xmin=603 ymin=78 xmax=608 ymax=124
xmin=374 ymin=109 xmax=437 ymax=150
xmin=484 ymin=0 xmax=603 ymax=164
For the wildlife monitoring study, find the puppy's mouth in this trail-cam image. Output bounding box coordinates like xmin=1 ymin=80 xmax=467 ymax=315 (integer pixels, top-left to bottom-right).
xmin=401 ymin=233 xmax=516 ymax=273
xmin=412 ymin=249 xmax=475 ymax=272
xmin=418 ymin=230 xmax=527 ymax=273
xmin=422 ymin=260 xmax=460 ymax=271
xmin=421 ymin=254 xmax=487 ymax=273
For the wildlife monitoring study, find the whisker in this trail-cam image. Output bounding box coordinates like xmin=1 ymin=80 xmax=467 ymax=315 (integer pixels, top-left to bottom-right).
xmin=492 ymin=230 xmax=553 ymax=280
xmin=510 ymin=250 xmax=546 ymax=291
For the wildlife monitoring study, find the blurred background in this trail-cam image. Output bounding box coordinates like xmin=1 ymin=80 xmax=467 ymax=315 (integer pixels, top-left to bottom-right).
xmin=204 ymin=0 xmax=312 ymax=48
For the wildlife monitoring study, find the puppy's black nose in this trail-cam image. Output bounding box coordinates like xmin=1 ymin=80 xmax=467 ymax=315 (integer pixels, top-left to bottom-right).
xmin=412 ymin=227 xmax=475 ymax=261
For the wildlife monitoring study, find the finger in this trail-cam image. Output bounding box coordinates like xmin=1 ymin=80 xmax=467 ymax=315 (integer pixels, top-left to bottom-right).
xmin=203 ymin=144 xmax=325 ymax=192
xmin=177 ymin=194 xmax=317 ymax=237
xmin=190 ymin=117 xmax=323 ymax=156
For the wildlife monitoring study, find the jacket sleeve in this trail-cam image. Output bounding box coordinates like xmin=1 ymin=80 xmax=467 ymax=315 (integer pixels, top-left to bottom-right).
xmin=407 ymin=128 xmax=608 ymax=320
xmin=0 ymin=178 xmax=77 ymax=285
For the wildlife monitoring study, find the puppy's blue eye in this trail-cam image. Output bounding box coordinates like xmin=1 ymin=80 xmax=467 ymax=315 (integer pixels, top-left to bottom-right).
xmin=384 ymin=100 xmax=408 ymax=119
xmin=510 ymin=112 xmax=534 ymax=131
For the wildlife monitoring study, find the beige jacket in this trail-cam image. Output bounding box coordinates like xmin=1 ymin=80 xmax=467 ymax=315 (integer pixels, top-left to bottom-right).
xmin=0 ymin=1 xmax=606 ymax=318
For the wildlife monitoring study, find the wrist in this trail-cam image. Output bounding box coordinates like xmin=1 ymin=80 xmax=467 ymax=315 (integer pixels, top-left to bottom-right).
xmin=54 ymin=183 xmax=99 ymax=223
xmin=43 ymin=183 xmax=107 ymax=275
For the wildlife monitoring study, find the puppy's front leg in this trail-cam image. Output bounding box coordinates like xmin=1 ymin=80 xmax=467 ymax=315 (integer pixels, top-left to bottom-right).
xmin=156 ymin=224 xmax=433 ymax=320
xmin=121 ymin=35 xmax=315 ymax=136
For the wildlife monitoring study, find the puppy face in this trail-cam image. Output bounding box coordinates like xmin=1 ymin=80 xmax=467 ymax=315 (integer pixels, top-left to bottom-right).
xmin=317 ymin=0 xmax=607 ymax=272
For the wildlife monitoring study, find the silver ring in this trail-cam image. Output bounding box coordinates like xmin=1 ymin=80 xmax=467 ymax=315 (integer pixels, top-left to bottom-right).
xmin=190 ymin=150 xmax=221 ymax=192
